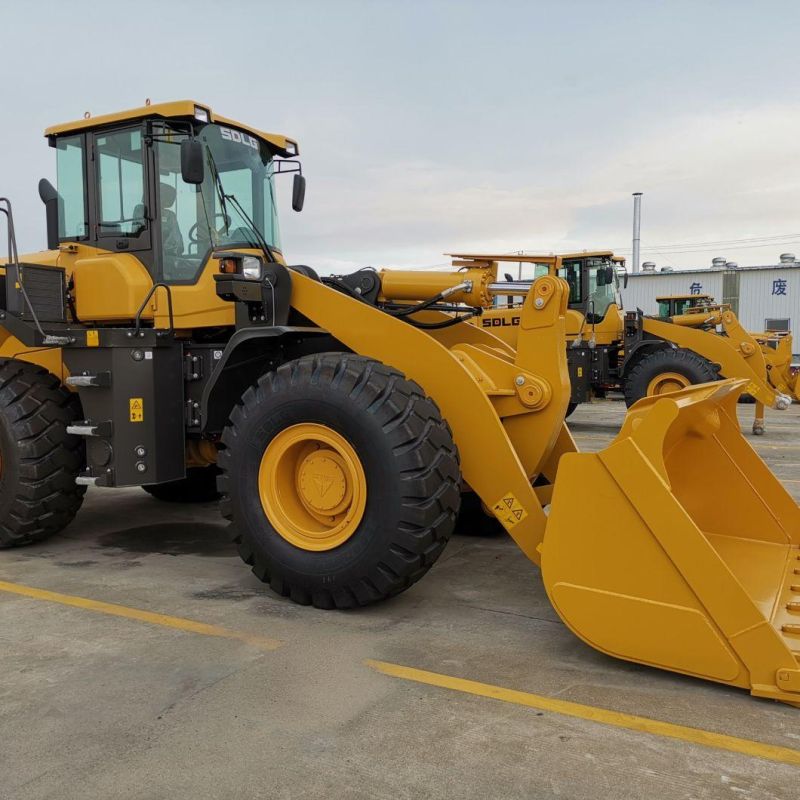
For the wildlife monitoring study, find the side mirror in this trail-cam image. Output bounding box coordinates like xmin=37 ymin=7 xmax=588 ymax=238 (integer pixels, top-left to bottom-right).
xmin=181 ymin=139 xmax=205 ymax=185
xmin=38 ymin=178 xmax=59 ymax=250
xmin=596 ymin=268 xmax=609 ymax=287
xmin=292 ymin=173 xmax=306 ymax=212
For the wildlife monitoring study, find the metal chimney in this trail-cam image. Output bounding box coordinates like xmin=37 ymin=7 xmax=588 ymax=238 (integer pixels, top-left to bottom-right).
xmin=779 ymin=253 xmax=796 ymax=264
xmin=632 ymin=193 xmax=643 ymax=273
xmin=642 ymin=262 xmax=657 ymax=272
xmin=711 ymin=257 xmax=727 ymax=269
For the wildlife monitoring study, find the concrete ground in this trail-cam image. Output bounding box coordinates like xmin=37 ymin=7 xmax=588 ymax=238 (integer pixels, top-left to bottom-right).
xmin=1 ymin=400 xmax=799 ymax=800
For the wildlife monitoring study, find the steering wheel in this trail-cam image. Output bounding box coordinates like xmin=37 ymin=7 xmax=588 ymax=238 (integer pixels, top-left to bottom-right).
xmin=188 ymin=214 xmax=232 ymax=250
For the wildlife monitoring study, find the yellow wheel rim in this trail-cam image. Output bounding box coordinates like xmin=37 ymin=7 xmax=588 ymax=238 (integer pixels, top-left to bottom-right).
xmin=646 ymin=371 xmax=691 ymax=396
xmin=258 ymin=423 xmax=367 ymax=551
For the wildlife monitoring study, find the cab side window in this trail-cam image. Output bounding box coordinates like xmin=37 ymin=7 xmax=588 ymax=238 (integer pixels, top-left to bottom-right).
xmin=96 ymin=129 xmax=147 ymax=237
xmin=55 ymin=136 xmax=88 ymax=240
xmin=558 ymin=260 xmax=583 ymax=305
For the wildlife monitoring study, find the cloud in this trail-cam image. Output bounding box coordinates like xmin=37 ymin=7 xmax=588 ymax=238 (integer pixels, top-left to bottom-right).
xmin=283 ymin=102 xmax=800 ymax=273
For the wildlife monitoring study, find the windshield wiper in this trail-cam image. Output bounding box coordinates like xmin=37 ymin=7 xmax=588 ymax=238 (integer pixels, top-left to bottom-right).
xmin=223 ymin=192 xmax=275 ymax=263
xmin=204 ymin=147 xmax=231 ymax=237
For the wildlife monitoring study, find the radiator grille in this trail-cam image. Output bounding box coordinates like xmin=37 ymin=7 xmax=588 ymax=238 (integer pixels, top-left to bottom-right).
xmin=6 ymin=264 xmax=66 ymax=323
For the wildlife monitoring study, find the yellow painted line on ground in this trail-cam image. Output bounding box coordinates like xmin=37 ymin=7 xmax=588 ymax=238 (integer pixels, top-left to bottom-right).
xmin=366 ymin=659 xmax=800 ymax=767
xmin=0 ymin=579 xmax=281 ymax=651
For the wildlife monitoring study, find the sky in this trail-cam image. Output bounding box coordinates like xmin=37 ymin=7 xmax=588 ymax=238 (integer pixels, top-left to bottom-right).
xmin=3 ymin=0 xmax=800 ymax=273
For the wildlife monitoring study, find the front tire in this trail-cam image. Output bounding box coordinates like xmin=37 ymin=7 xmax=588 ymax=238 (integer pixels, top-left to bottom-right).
xmin=0 ymin=360 xmax=85 ymax=547
xmin=219 ymin=354 xmax=461 ymax=608
xmin=623 ymin=348 xmax=719 ymax=407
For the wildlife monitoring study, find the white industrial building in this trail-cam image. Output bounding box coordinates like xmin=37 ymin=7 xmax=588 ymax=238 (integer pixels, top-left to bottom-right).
xmin=621 ymin=254 xmax=800 ymax=354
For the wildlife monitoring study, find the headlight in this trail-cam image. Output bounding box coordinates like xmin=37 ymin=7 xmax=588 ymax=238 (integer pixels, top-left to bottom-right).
xmin=241 ymin=256 xmax=263 ymax=280
xmin=217 ymin=252 xmax=264 ymax=280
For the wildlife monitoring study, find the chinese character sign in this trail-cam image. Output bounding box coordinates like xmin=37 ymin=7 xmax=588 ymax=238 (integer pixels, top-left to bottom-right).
xmin=689 ymin=282 xmax=703 ymax=295
xmin=772 ymin=278 xmax=788 ymax=296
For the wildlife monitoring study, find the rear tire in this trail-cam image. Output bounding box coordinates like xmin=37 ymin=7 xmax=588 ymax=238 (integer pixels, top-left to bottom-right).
xmin=624 ymin=348 xmax=719 ymax=408
xmin=219 ymin=353 xmax=461 ymax=608
xmin=143 ymin=466 xmax=221 ymax=503
xmin=566 ymin=402 xmax=578 ymax=418
xmin=0 ymin=360 xmax=85 ymax=547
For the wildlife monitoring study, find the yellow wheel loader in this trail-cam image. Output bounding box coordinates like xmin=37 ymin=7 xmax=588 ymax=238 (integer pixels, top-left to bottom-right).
xmin=469 ymin=253 xmax=796 ymax=433
xmin=656 ymin=293 xmax=800 ymax=411
xmin=1 ymin=102 xmax=800 ymax=706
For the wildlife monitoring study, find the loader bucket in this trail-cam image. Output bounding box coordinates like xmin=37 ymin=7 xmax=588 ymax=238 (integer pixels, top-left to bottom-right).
xmin=543 ymin=379 xmax=800 ymax=706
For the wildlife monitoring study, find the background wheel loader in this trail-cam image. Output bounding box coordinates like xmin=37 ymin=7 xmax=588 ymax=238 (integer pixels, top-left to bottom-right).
xmin=467 ymin=252 xmax=797 ymax=432
xmin=1 ymin=101 xmax=799 ymax=706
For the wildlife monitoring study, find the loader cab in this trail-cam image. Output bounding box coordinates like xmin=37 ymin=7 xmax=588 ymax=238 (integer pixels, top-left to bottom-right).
xmin=656 ymin=294 xmax=714 ymax=318
xmin=46 ymin=101 xmax=302 ymax=326
xmin=557 ymin=255 xmax=623 ymax=323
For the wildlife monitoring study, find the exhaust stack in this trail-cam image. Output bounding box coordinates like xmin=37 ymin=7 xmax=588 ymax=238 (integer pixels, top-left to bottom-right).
xmin=632 ymin=192 xmax=643 ymax=273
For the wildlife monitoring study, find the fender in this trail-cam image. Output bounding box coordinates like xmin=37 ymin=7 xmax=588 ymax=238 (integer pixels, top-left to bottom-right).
xmin=621 ymin=337 xmax=674 ymax=376
xmin=200 ymin=325 xmax=332 ymax=433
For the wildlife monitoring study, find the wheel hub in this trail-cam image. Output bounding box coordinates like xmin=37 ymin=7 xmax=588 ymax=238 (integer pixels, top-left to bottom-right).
xmin=298 ymin=451 xmax=349 ymax=513
xmin=647 ymin=371 xmax=690 ymax=396
xmin=258 ymin=423 xmax=367 ymax=551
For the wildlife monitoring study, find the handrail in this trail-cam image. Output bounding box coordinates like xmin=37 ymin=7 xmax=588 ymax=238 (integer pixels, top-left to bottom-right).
xmin=134 ymin=282 xmax=175 ymax=337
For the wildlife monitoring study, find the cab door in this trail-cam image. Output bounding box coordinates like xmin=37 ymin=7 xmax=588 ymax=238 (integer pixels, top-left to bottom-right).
xmin=91 ymin=126 xmax=152 ymax=257
xmin=66 ymin=126 xmax=157 ymax=322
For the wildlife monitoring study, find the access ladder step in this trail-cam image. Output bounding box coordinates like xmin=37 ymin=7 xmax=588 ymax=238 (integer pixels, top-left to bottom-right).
xmin=66 ymin=420 xmax=113 ymax=437
xmin=65 ymin=371 xmax=112 ymax=388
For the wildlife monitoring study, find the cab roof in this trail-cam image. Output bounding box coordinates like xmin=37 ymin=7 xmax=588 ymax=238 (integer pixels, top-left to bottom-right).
xmin=448 ymin=251 xmax=621 ymax=264
xmin=44 ymin=99 xmax=298 ymax=158
xmin=656 ymin=294 xmax=714 ymax=301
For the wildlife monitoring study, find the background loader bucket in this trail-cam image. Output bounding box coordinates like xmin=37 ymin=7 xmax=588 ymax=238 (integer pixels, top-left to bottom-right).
xmin=543 ymin=380 xmax=800 ymax=706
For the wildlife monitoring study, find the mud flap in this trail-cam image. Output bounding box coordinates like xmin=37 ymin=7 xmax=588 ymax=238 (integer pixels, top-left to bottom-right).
xmin=543 ymin=379 xmax=800 ymax=706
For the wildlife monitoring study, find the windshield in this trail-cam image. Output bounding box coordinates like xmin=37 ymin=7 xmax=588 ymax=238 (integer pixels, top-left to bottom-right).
xmin=585 ymin=258 xmax=620 ymax=319
xmin=155 ymin=122 xmax=281 ymax=282
xmin=675 ymin=299 xmax=692 ymax=315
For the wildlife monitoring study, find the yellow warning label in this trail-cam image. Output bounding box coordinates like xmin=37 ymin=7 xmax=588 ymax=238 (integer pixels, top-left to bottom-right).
xmin=577 ymin=367 xmax=583 ymax=378
xmin=86 ymin=330 xmax=99 ymax=347
xmin=491 ymin=492 xmax=528 ymax=531
xmin=129 ymin=397 xmax=144 ymax=422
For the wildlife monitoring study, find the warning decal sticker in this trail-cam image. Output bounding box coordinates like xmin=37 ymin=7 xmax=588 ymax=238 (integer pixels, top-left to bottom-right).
xmin=129 ymin=397 xmax=144 ymax=422
xmin=491 ymin=492 xmax=528 ymax=531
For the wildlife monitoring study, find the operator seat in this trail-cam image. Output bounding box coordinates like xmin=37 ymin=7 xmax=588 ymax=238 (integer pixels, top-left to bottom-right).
xmin=160 ymin=182 xmax=184 ymax=256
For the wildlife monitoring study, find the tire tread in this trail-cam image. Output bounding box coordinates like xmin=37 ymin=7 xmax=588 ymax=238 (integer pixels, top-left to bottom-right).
xmin=0 ymin=360 xmax=85 ymax=548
